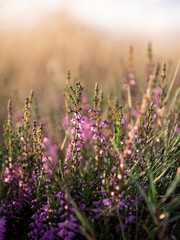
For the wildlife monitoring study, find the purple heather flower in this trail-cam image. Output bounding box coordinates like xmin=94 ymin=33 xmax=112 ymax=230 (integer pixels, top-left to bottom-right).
xmin=115 ymin=224 xmax=121 ymax=234
xmin=128 ymin=215 xmax=136 ymax=224
xmin=64 ymin=220 xmax=77 ymax=229
xmin=56 ymin=191 xmax=65 ymax=199
xmin=102 ymin=190 xmax=106 ymax=198
xmin=102 ymin=120 xmax=111 ymax=126
xmin=71 ymin=139 xmax=75 ymax=146
xmin=42 ymin=230 xmax=55 ymax=240
xmin=111 ymin=167 xmax=116 ymax=172
xmin=117 ymin=199 xmax=125 ymax=210
xmin=93 ymin=200 xmax=101 ymax=208
xmin=176 ymin=128 xmax=180 ymax=135
xmin=93 ymin=134 xmax=98 ymax=140
xmin=49 ymin=145 xmax=57 ymax=160
xmin=76 ymin=143 xmax=82 ymax=152
xmin=74 ymin=112 xmax=81 ymax=120
xmin=71 ymin=118 xmax=77 ymax=125
xmin=99 ymin=150 xmax=104 ymax=155
xmin=57 ymin=228 xmax=68 ymax=238
xmin=82 ymin=118 xmax=92 ymax=140
xmin=32 ymin=214 xmax=38 ymax=220
xmin=90 ymin=124 xmax=96 ymax=132
xmin=100 ymin=133 xmax=106 ymax=144
xmin=3 ymin=167 xmax=11 ymax=183
xmin=154 ymin=87 xmax=161 ymax=96
xmin=103 ymin=198 xmax=112 ymax=207
xmin=81 ymin=117 xmax=86 ymax=122
xmin=67 ymin=150 xmax=72 ymax=156
xmin=132 ymin=109 xmax=139 ymax=117
xmin=94 ymin=145 xmax=98 ymax=151
xmin=0 ymin=217 xmax=6 ymax=240
xmin=170 ymin=235 xmax=176 ymax=240
xmin=65 ymin=158 xmax=70 ymax=164
xmin=154 ymin=87 xmax=161 ymax=105
xmin=29 ymin=222 xmax=35 ymax=228
xmin=67 ymin=231 xmax=75 ymax=239
xmin=110 ymin=179 xmax=114 ymax=185
xmin=122 ymin=115 xmax=128 ymax=129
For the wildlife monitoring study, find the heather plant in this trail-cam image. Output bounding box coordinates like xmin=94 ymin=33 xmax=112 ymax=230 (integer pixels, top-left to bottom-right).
xmin=0 ymin=49 xmax=180 ymax=240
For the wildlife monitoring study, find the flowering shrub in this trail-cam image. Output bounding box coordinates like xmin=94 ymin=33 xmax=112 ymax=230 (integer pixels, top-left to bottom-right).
xmin=0 ymin=50 xmax=180 ymax=239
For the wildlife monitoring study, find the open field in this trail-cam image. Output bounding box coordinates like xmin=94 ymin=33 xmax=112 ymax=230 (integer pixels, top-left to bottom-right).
xmin=0 ymin=13 xmax=179 ymax=136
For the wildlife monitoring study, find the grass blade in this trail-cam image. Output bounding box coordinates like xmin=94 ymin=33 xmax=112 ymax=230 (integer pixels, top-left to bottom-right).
xmin=161 ymin=168 xmax=180 ymax=203
xmin=148 ymin=167 xmax=157 ymax=204
xmin=129 ymin=173 xmax=156 ymax=218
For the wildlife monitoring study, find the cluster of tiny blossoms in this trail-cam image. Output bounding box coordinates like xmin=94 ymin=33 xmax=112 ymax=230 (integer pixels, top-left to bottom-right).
xmin=65 ymin=111 xmax=85 ymax=170
xmin=0 ymin=57 xmax=179 ymax=240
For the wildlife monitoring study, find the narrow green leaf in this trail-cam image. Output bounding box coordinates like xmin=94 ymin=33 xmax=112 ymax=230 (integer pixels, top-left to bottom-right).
xmin=70 ymin=198 xmax=95 ymax=239
xmin=161 ymin=197 xmax=180 ymax=212
xmin=168 ymin=215 xmax=180 ymax=223
xmin=169 ymin=87 xmax=180 ymax=112
xmin=148 ymin=167 xmax=157 ymax=203
xmin=129 ymin=173 xmax=156 ymax=217
xmin=143 ymin=224 xmax=154 ymax=240
xmin=161 ymin=169 xmax=180 ymax=203
xmin=116 ymin=207 xmax=126 ymax=240
xmin=114 ymin=112 xmax=119 ymax=149
xmin=164 ymin=59 xmax=180 ymax=105
xmin=127 ymin=84 xmax=132 ymax=109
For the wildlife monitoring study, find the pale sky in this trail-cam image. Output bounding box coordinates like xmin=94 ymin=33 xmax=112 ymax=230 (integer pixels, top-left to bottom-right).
xmin=0 ymin=0 xmax=180 ymax=35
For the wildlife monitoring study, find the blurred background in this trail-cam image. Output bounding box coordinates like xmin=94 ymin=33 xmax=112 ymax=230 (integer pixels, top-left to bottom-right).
xmin=0 ymin=0 xmax=179 ymax=136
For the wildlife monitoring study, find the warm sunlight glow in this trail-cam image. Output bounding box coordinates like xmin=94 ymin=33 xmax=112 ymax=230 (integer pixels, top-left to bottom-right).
xmin=0 ymin=0 xmax=180 ymax=35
